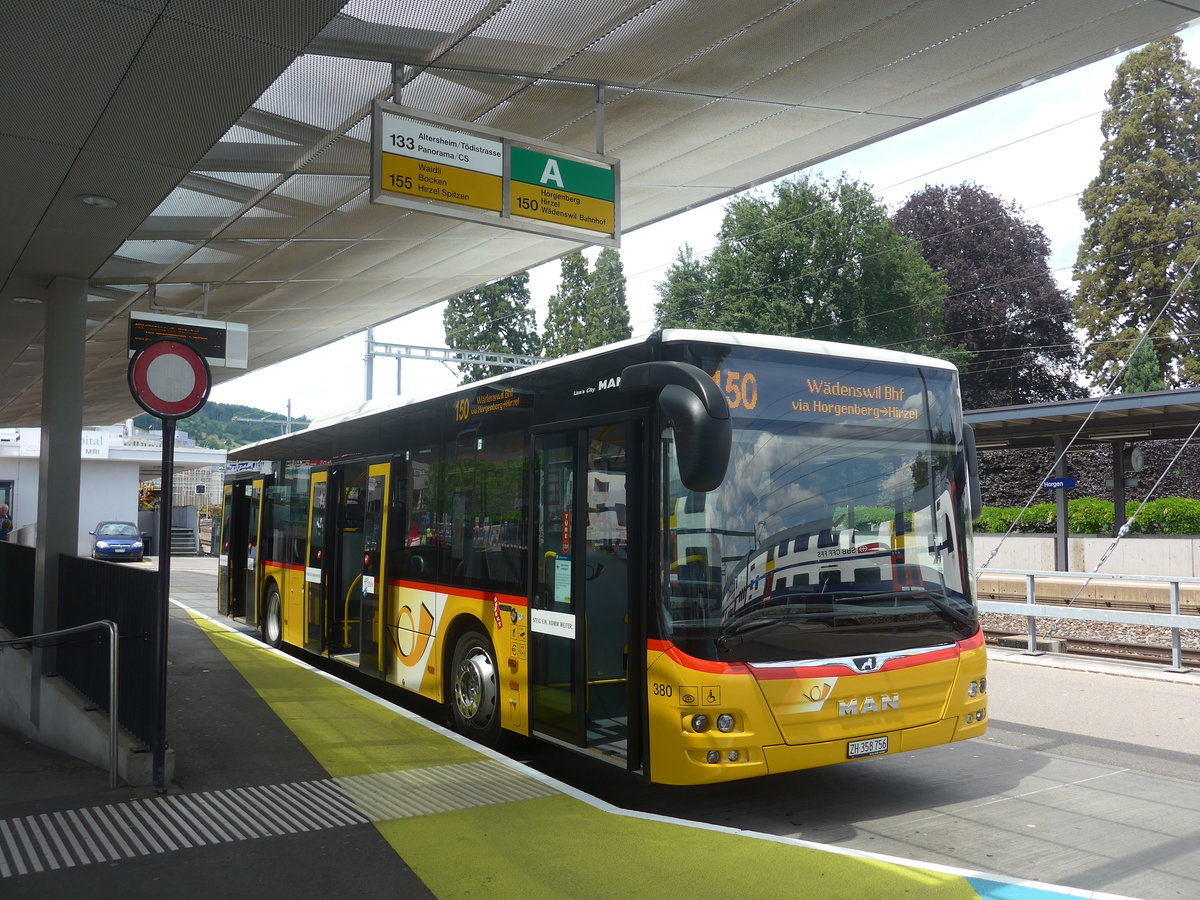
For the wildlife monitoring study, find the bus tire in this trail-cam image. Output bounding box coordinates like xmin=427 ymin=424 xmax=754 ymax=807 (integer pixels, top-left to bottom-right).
xmin=262 ymin=584 xmax=283 ymax=648
xmin=448 ymin=629 xmax=500 ymax=745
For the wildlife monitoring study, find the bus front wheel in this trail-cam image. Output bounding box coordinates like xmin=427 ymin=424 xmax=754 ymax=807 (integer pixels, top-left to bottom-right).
xmin=449 ymin=630 xmax=499 ymax=745
xmin=262 ymin=585 xmax=283 ymax=649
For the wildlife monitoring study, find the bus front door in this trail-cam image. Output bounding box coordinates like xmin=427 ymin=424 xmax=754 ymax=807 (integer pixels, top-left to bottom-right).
xmin=531 ymin=422 xmax=639 ymax=765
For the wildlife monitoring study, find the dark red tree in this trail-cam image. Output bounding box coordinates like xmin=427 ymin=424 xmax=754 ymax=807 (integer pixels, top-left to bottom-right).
xmin=893 ymin=183 xmax=1082 ymax=409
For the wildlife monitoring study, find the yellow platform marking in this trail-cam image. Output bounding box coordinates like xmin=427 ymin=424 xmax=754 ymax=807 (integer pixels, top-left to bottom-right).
xmin=190 ymin=613 xmax=981 ymax=899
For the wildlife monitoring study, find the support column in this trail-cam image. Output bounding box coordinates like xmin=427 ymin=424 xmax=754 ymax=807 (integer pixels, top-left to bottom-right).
xmin=365 ymin=326 xmax=374 ymax=402
xmin=1110 ymin=439 xmax=1126 ymax=536
xmin=31 ymin=276 xmax=87 ymax=725
xmin=1052 ymin=436 xmax=1068 ymax=571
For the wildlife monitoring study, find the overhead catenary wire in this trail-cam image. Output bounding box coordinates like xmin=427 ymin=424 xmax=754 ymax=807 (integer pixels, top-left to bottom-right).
xmin=977 ymin=249 xmax=1200 ymax=572
xmin=1045 ymin=414 xmax=1200 ymax=636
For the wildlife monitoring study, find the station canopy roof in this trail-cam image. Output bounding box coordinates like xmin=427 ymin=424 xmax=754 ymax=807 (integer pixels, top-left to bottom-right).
xmin=3 ymin=1 xmax=1198 ymax=427
xmin=966 ymin=388 xmax=1200 ymax=450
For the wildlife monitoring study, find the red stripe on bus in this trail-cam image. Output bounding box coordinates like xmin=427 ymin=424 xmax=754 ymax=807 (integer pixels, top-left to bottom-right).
xmin=651 ymin=626 xmax=985 ymax=681
xmin=748 ymin=627 xmax=985 ymax=680
xmin=646 ymin=639 xmax=751 ymax=675
xmin=386 ymin=579 xmax=528 ymax=606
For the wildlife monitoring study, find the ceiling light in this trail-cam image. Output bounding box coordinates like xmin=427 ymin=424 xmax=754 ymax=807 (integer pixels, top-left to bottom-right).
xmin=75 ymin=193 xmax=118 ymax=208
xmin=12 ymin=296 xmax=42 ymax=304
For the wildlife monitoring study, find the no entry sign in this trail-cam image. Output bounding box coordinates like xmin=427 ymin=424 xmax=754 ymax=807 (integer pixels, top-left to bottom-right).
xmin=127 ymin=339 xmax=212 ymax=420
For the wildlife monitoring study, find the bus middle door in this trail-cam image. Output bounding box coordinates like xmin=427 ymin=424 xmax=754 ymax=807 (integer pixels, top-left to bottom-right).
xmin=218 ymin=477 xmax=267 ymax=622
xmin=325 ymin=460 xmax=387 ymax=675
xmin=304 ymin=469 xmax=329 ymax=653
xmin=217 ymin=482 xmax=245 ymax=617
xmin=243 ymin=478 xmax=267 ymax=627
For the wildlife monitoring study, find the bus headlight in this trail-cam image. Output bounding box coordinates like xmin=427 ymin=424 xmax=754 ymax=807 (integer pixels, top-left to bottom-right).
xmin=691 ymin=714 xmax=709 ymax=732
xmin=716 ymin=714 xmax=735 ymax=733
xmin=706 ymin=750 xmax=720 ymax=764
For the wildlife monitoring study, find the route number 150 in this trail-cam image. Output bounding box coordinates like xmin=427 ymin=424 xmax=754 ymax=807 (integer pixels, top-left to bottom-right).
xmin=712 ymin=369 xmax=758 ymax=410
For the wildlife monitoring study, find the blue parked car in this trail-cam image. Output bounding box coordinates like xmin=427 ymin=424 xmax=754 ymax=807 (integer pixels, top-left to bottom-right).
xmin=90 ymin=521 xmax=147 ymax=561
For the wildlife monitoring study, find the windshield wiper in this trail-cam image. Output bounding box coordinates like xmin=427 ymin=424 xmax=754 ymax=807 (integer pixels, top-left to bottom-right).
xmin=716 ymin=606 xmax=842 ymax=649
xmin=917 ymin=592 xmax=976 ymax=630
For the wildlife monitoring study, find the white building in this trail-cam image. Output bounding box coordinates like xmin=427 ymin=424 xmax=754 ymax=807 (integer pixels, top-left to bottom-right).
xmin=0 ymin=424 xmax=226 ymax=555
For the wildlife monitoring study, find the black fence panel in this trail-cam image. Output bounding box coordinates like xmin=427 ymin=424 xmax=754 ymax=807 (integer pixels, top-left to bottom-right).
xmin=0 ymin=541 xmax=35 ymax=636
xmin=57 ymin=556 xmax=160 ymax=749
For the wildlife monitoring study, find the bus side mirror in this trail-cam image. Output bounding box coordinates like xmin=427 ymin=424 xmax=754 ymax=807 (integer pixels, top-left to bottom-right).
xmin=621 ymin=361 xmax=731 ymax=493
xmin=963 ymin=425 xmax=983 ymax=521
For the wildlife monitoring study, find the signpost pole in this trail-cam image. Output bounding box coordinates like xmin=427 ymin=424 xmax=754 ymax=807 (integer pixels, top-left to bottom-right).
xmin=152 ymin=418 xmax=175 ymax=793
xmin=127 ymin=337 xmax=212 ymax=794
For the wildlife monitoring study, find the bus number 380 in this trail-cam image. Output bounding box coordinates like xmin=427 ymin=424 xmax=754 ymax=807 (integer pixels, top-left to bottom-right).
xmin=652 ymin=682 xmax=673 ymax=698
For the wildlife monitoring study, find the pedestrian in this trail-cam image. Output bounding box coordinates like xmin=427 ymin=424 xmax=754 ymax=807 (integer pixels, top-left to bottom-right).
xmin=0 ymin=503 xmax=12 ymax=542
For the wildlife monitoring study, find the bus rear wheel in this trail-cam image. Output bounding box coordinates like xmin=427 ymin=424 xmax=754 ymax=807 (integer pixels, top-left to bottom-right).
xmin=262 ymin=585 xmax=283 ymax=648
xmin=449 ymin=630 xmax=500 ymax=745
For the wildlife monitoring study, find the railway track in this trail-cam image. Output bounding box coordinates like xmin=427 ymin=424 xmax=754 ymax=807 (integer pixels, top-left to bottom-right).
xmin=985 ymin=630 xmax=1200 ymax=668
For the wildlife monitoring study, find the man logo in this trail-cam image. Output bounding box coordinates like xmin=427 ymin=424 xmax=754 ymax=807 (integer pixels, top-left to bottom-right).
xmin=853 ymin=656 xmax=878 ymax=672
xmin=839 ymin=694 xmax=899 ymax=717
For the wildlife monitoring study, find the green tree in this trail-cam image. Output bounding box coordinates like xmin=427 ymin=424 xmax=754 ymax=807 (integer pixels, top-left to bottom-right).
xmin=586 ymin=248 xmax=632 ymax=344
xmin=654 ymin=244 xmax=709 ymax=328
xmin=1123 ymin=336 xmax=1168 ymax=393
xmin=542 ymin=250 xmax=593 ymax=357
xmin=1074 ymin=36 xmax=1200 ymax=389
xmin=442 ymin=273 xmax=541 ymax=384
xmin=893 ymin=183 xmax=1081 ymax=408
xmin=660 ymin=175 xmax=946 ymax=351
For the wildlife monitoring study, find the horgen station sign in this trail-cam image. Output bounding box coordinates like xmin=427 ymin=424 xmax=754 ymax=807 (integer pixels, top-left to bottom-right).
xmin=371 ymin=102 xmax=619 ymax=247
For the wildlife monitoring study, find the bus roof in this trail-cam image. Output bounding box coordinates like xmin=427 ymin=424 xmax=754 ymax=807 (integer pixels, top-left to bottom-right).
xmin=228 ymin=330 xmax=956 ymax=461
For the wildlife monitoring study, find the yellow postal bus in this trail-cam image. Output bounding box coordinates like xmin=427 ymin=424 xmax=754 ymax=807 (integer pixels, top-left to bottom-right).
xmin=217 ymin=330 xmax=987 ymax=785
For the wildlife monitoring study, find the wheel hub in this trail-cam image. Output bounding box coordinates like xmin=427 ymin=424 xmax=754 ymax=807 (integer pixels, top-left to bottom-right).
xmin=454 ymin=647 xmax=496 ymax=721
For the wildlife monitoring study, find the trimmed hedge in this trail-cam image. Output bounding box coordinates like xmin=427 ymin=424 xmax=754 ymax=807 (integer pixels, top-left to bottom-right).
xmin=973 ymin=496 xmax=1200 ymax=535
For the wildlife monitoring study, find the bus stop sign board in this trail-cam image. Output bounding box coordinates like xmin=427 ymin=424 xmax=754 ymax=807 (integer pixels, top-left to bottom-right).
xmin=371 ymin=102 xmax=620 ymax=247
xmin=510 ymin=146 xmax=615 ymax=234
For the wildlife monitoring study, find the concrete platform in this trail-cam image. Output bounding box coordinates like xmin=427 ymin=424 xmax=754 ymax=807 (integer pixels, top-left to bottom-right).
xmin=0 ymin=557 xmax=1174 ymax=899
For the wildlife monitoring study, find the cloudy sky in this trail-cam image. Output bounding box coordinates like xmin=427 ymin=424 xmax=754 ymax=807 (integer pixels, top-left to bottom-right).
xmin=210 ymin=24 xmax=1200 ymax=422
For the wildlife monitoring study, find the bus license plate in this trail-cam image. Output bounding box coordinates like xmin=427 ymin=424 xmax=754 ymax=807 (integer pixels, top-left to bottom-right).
xmin=847 ymin=736 xmax=888 ymax=759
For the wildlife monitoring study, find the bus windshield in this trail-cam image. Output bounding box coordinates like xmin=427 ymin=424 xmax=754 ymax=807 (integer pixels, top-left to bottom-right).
xmin=660 ymin=348 xmax=976 ymax=664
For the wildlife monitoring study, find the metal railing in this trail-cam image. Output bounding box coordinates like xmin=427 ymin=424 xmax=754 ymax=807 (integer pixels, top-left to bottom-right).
xmin=57 ymin=555 xmax=159 ymax=750
xmin=977 ymin=568 xmax=1200 ymax=672
xmin=0 ymin=620 xmax=120 ymax=788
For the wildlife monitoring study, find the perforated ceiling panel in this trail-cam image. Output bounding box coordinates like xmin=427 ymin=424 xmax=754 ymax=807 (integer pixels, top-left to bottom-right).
xmin=2 ymin=0 xmax=1199 ymax=426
